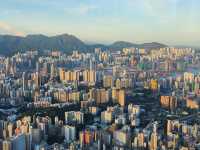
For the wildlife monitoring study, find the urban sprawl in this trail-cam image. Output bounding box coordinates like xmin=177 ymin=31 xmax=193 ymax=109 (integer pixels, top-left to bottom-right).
xmin=0 ymin=47 xmax=200 ymax=150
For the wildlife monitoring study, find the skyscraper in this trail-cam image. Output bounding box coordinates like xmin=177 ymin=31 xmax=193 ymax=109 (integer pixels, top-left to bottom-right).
xmin=150 ymin=123 xmax=158 ymax=150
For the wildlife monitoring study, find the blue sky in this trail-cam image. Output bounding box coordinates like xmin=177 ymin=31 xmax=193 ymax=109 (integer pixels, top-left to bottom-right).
xmin=0 ymin=0 xmax=200 ymax=46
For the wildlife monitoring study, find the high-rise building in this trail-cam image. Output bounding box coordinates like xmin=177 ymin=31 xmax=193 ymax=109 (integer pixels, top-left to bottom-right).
xmin=160 ymin=96 xmax=177 ymax=111
xmin=83 ymin=70 xmax=96 ymax=84
xmin=50 ymin=63 xmax=56 ymax=79
xmin=59 ymin=68 xmax=65 ymax=81
xmin=115 ymin=79 xmax=121 ymax=89
xmin=137 ymin=132 xmax=145 ymax=148
xmin=112 ymin=88 xmax=126 ymax=106
xmin=150 ymin=132 xmax=158 ymax=150
xmin=150 ymin=123 xmax=158 ymax=150
xmin=103 ymin=75 xmax=113 ymax=88
xmin=150 ymin=79 xmax=158 ymax=91
xmin=63 ymin=125 xmax=76 ymax=142
xmin=89 ymin=70 xmax=96 ymax=83
xmin=36 ymin=62 xmax=40 ymax=72
xmin=65 ymin=111 xmax=84 ymax=124
xmin=118 ymin=90 xmax=125 ymax=106
xmin=34 ymin=72 xmax=40 ymax=90
xmin=65 ymin=71 xmax=72 ymax=81
xmin=95 ymin=89 xmax=107 ymax=104
xmin=7 ymin=123 xmax=13 ymax=138
xmin=22 ymin=72 xmax=26 ymax=92
xmin=101 ymin=110 xmax=113 ymax=124
xmin=2 ymin=140 xmax=12 ymax=150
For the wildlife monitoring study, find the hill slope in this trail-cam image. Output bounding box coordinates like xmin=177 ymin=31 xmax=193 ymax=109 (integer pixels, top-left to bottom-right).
xmin=0 ymin=34 xmax=167 ymax=55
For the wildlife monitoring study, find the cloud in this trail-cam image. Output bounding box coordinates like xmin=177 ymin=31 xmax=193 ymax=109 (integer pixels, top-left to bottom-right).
xmin=128 ymin=0 xmax=178 ymax=18
xmin=78 ymin=5 xmax=97 ymax=15
xmin=0 ymin=21 xmax=25 ymax=36
xmin=65 ymin=4 xmax=97 ymax=16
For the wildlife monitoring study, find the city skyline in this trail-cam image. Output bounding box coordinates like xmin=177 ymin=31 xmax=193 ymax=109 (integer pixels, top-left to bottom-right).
xmin=0 ymin=0 xmax=200 ymax=46
xmin=1 ymin=1 xmax=200 ymax=150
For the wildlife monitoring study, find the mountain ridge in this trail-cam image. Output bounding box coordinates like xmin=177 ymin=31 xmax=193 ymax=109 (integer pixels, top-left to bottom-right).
xmin=0 ymin=34 xmax=167 ymax=56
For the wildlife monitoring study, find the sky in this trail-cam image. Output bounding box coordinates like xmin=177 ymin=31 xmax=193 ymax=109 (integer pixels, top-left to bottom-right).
xmin=0 ymin=0 xmax=200 ymax=46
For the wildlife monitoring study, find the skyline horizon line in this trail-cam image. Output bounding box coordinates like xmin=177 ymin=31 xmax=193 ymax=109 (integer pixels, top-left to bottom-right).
xmin=0 ymin=32 xmax=199 ymax=48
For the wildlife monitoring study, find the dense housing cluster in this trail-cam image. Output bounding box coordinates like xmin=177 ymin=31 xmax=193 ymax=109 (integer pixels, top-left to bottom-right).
xmin=0 ymin=47 xmax=200 ymax=150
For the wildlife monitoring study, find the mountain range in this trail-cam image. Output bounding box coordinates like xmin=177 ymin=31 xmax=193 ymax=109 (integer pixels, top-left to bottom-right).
xmin=0 ymin=34 xmax=167 ymax=56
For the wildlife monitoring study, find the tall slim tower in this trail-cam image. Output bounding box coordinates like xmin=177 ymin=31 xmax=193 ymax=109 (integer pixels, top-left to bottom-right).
xmin=150 ymin=122 xmax=158 ymax=150
xmin=22 ymin=72 xmax=26 ymax=92
xmin=50 ymin=63 xmax=55 ymax=79
xmin=34 ymin=72 xmax=40 ymax=90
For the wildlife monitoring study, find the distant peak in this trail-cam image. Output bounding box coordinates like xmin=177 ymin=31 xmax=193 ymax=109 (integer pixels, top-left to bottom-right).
xmin=26 ymin=34 xmax=48 ymax=38
xmin=59 ymin=33 xmax=70 ymax=36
